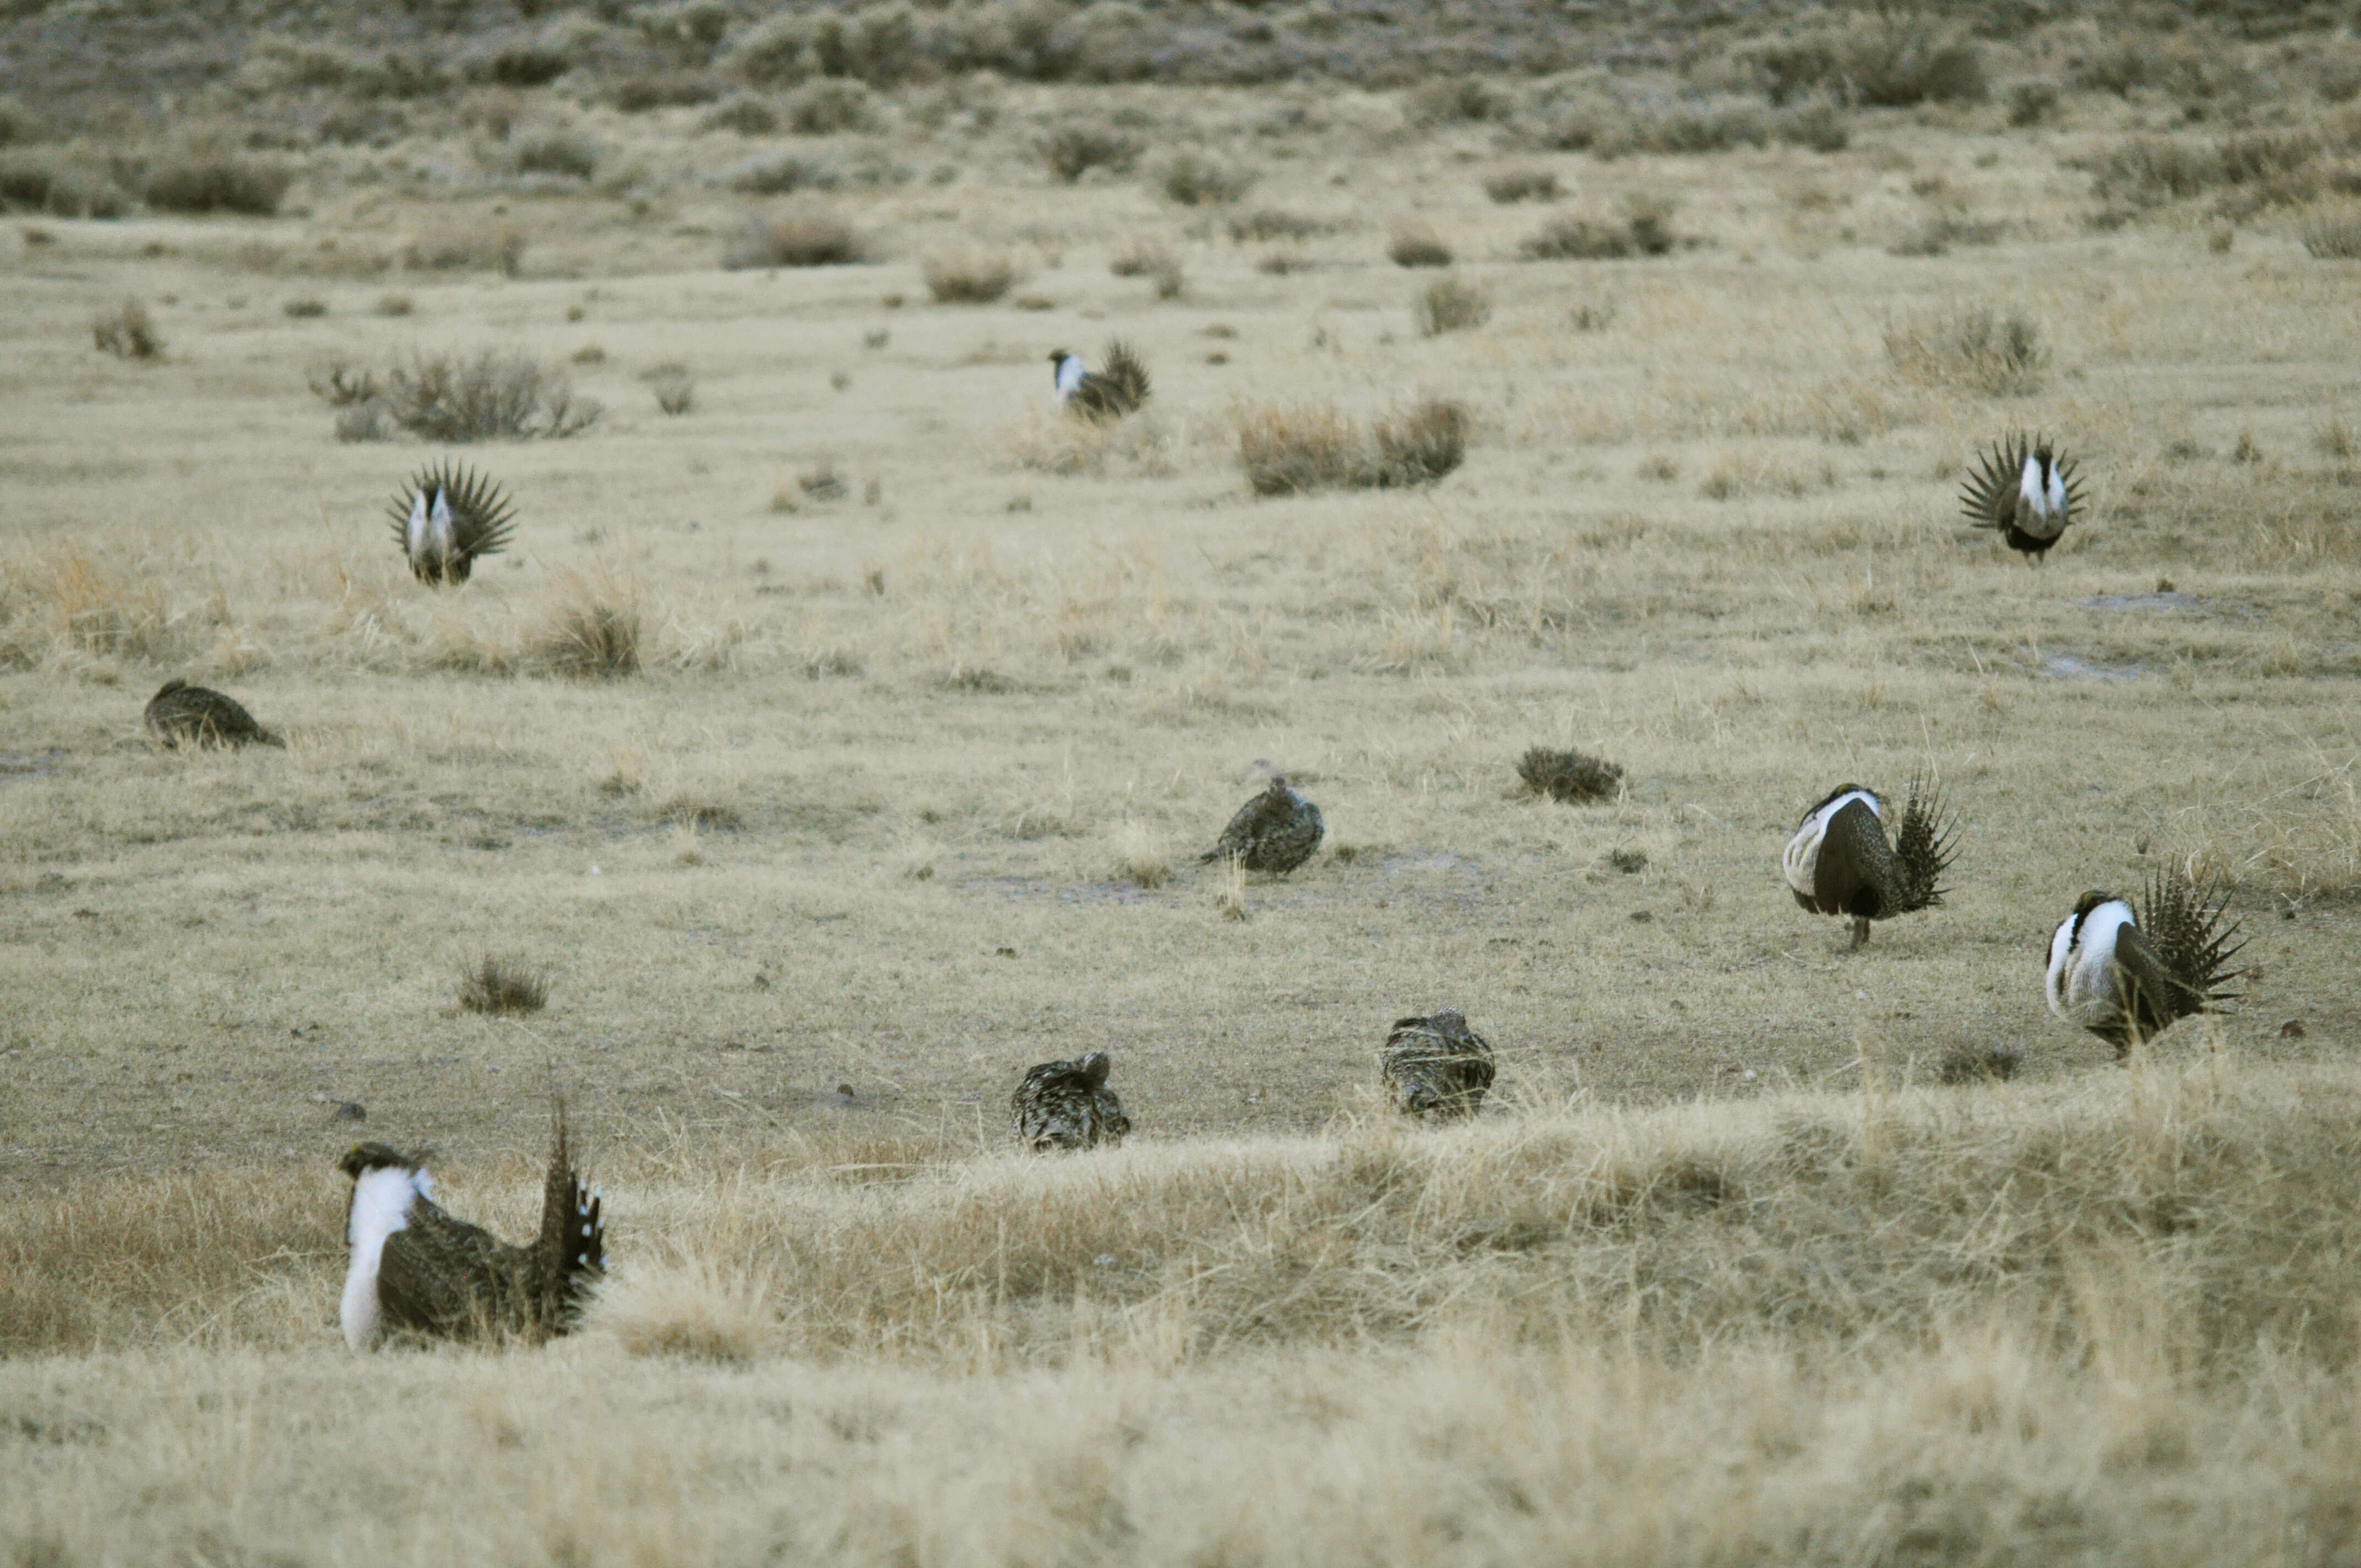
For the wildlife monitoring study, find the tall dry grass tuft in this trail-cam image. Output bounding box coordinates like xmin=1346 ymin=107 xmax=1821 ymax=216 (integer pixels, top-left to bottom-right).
xmin=0 ymin=546 xmax=183 ymax=667
xmin=1884 ymin=302 xmax=2048 ymax=396
xmin=721 ymin=213 xmax=865 ymax=269
xmin=456 ymin=952 xmax=548 ymax=1015
xmin=600 ymin=1258 xmax=775 ymax=1363
xmin=531 ymin=574 xmax=643 ymax=678
xmin=318 ymin=349 xmax=602 ymax=442
xmin=91 ymin=297 xmax=162 ymax=361
xmin=922 ymin=249 xmax=1019 ymax=302
xmin=1111 ymin=819 xmax=1171 ymax=889
xmin=1237 ymin=399 xmax=1467 ymax=495
xmin=1413 ymin=275 xmax=1491 ymax=336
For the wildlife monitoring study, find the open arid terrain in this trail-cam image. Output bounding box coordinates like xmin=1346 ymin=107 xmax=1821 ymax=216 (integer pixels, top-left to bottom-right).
xmin=4 ymin=1 xmax=2361 ymax=1560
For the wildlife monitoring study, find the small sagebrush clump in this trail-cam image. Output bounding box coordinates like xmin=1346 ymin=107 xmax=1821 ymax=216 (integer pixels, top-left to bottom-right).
xmin=1160 ymin=153 xmax=1256 ymax=206
xmin=1414 ymin=275 xmax=1491 ymax=336
xmin=1884 ymin=303 xmax=2047 ymax=396
xmin=139 ymin=149 xmax=292 ymax=215
xmin=1520 ymin=200 xmax=1678 ymax=260
xmin=1040 ymin=123 xmax=1140 ymax=184
xmin=1516 ymin=746 xmax=1625 ymax=804
xmin=1483 ymin=168 xmax=1559 ymax=204
xmin=722 ymin=214 xmax=864 ymax=269
xmin=402 ymin=221 xmax=525 ymax=277
xmin=922 ymin=249 xmax=1018 ymax=303
xmin=646 ymin=362 xmax=697 ymax=416
xmin=1238 ymin=399 xmax=1468 ymax=495
xmin=457 ymin=952 xmax=548 ymax=1015
xmin=533 ymin=579 xmax=642 ymax=679
xmin=318 ymin=350 xmax=601 ymax=443
xmin=1388 ymin=228 xmax=1454 ymax=268
xmin=92 ymin=298 xmax=161 ymax=361
xmin=2300 ymin=207 xmax=2361 ymax=259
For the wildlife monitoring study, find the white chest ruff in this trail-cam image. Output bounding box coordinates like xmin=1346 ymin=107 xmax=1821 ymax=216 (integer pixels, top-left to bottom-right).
xmin=1053 ymin=355 xmax=1084 ymax=402
xmin=341 ymin=1167 xmax=428 ymax=1352
xmin=1783 ymin=790 xmax=1879 ymax=899
xmin=2047 ymin=901 xmax=2134 ymax=1026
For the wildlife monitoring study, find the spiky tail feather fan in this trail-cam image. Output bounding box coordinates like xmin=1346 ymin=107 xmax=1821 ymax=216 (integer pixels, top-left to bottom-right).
xmin=1071 ymin=340 xmax=1151 ymax=420
xmin=1889 ymin=776 xmax=1957 ymax=914
xmin=1957 ymin=433 xmax=2087 ymax=532
xmin=531 ymin=1100 xmax=604 ymax=1333
xmin=388 ymin=460 xmax=518 ymax=584
xmin=2141 ymin=867 xmax=2248 ymax=1018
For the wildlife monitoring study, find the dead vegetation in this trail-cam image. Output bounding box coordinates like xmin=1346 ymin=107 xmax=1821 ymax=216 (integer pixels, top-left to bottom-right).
xmin=1883 ymin=302 xmax=2048 ymax=397
xmin=1516 ymin=745 xmax=1624 ymax=803
xmin=90 ymin=297 xmax=161 ymax=361
xmin=1237 ymin=399 xmax=1468 ymax=494
xmin=721 ymin=213 xmax=865 ymax=269
xmin=922 ymin=248 xmax=1019 ymax=302
xmin=312 ymin=349 xmax=601 ymax=442
xmin=456 ymin=952 xmax=548 ymax=1015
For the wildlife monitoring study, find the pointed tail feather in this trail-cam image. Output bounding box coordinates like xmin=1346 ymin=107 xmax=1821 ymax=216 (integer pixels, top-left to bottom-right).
xmin=2142 ymin=866 xmax=2247 ymax=1018
xmin=1890 ymin=775 xmax=1957 ymax=913
xmin=533 ymin=1099 xmax=605 ymax=1332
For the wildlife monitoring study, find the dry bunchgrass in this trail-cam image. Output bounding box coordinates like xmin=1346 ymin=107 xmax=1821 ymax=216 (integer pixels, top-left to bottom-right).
xmin=922 ymin=248 xmax=1019 ymax=302
xmin=456 ymin=951 xmax=548 ymax=1015
xmin=2300 ymin=204 xmax=2361 ymax=259
xmin=531 ymin=575 xmax=643 ymax=679
xmin=1413 ymin=274 xmax=1490 ymax=336
xmin=316 ymin=348 xmax=602 ymax=442
xmin=645 ymin=360 xmax=697 ymax=416
xmin=401 ymin=217 xmax=525 ymax=276
xmin=1237 ymin=399 xmax=1467 ymax=494
xmin=1111 ymin=819 xmax=1171 ymax=889
xmin=1883 ymin=301 xmax=2048 ymax=396
xmin=1516 ymin=745 xmax=1624 ymax=803
xmin=722 ymin=213 xmax=865 ymax=269
xmin=1386 ymin=227 xmax=1452 ymax=268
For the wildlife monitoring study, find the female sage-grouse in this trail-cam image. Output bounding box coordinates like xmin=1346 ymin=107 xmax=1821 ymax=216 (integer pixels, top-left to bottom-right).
xmin=1782 ymin=780 xmax=1956 ymax=950
xmin=144 ymin=679 xmax=282 ymax=748
xmin=1379 ymin=1009 xmax=1496 ymax=1121
xmin=388 ymin=461 xmax=516 ymax=585
xmin=338 ymin=1105 xmax=604 ymax=1350
xmin=2048 ymin=868 xmax=2245 ymax=1059
xmin=1959 ymin=435 xmax=2085 ymax=565
xmin=1199 ymin=775 xmax=1325 ymax=875
xmin=1012 ymin=1051 xmax=1130 ymax=1152
xmin=1049 ymin=341 xmax=1151 ymax=421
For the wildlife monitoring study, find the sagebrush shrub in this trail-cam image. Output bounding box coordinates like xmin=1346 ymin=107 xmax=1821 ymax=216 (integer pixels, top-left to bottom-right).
xmin=722 ymin=214 xmax=864 ymax=269
xmin=92 ymin=298 xmax=162 ymax=361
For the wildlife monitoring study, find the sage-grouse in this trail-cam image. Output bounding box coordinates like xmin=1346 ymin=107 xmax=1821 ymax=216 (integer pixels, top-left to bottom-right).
xmin=1049 ymin=341 xmax=1151 ymax=421
xmin=143 ymin=679 xmax=282 ymax=748
xmin=1199 ymin=775 xmax=1325 ymax=875
xmin=1012 ymin=1051 xmax=1130 ymax=1152
xmin=389 ymin=461 xmax=516 ymax=585
xmin=2048 ymin=868 xmax=2245 ymax=1059
xmin=338 ymin=1106 xmax=604 ymax=1351
xmin=1959 ymin=435 xmax=2085 ymax=565
xmin=1379 ymin=1009 xmax=1495 ymax=1121
xmin=1782 ymin=780 xmax=1956 ymax=950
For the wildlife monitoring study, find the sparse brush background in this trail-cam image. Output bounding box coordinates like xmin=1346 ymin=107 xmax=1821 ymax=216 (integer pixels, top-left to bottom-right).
xmin=6 ymin=2 xmax=2361 ymax=1561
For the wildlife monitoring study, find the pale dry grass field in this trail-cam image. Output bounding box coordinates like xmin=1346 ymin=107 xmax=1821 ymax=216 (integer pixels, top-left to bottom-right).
xmin=5 ymin=43 xmax=2361 ymax=1564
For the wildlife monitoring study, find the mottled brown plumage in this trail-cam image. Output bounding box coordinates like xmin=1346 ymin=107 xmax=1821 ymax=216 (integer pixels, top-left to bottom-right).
xmin=1199 ymin=775 xmax=1325 ymax=875
xmin=1051 ymin=340 xmax=1151 ymax=421
xmin=2047 ymin=869 xmax=2245 ymax=1059
xmin=143 ymin=679 xmax=282 ymax=748
xmin=1012 ymin=1051 xmax=1130 ymax=1151
xmin=338 ymin=1103 xmax=603 ymax=1349
xmin=1781 ymin=778 xmax=1956 ymax=949
xmin=1379 ymin=1010 xmax=1495 ymax=1120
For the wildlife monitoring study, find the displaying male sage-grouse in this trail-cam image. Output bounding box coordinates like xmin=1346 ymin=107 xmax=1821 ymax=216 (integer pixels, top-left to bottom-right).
xmin=388 ymin=461 xmax=516 ymax=585
xmin=1199 ymin=775 xmax=1325 ymax=875
xmin=338 ymin=1105 xmax=604 ymax=1351
xmin=1782 ymin=780 xmax=1956 ymax=950
xmin=1011 ymin=1051 xmax=1130 ymax=1152
xmin=1959 ymin=435 xmax=2085 ymax=565
xmin=143 ymin=679 xmax=282 ymax=748
xmin=1048 ymin=341 xmax=1151 ymax=421
xmin=2047 ymin=868 xmax=2245 ymax=1059
xmin=1379 ymin=1009 xmax=1496 ymax=1121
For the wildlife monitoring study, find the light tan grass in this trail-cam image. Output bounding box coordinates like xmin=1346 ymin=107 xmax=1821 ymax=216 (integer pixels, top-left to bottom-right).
xmin=531 ymin=574 xmax=643 ymax=678
xmin=1884 ymin=301 xmax=2048 ymax=396
xmin=1110 ymin=819 xmax=1171 ymax=888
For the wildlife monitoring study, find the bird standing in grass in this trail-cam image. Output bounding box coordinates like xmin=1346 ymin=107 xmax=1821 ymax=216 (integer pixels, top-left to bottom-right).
xmin=389 ymin=461 xmax=516 ymax=585
xmin=1048 ymin=341 xmax=1151 ymax=421
xmin=1379 ymin=1010 xmax=1496 ymax=1120
xmin=143 ymin=679 xmax=282 ymax=748
xmin=2048 ymin=868 xmax=2245 ymax=1059
xmin=1959 ymin=435 xmax=2085 ymax=565
xmin=1012 ymin=1052 xmax=1130 ymax=1151
xmin=1782 ymin=780 xmax=1956 ymax=950
xmin=338 ymin=1104 xmax=604 ymax=1351
xmin=1199 ymin=774 xmax=1325 ymax=875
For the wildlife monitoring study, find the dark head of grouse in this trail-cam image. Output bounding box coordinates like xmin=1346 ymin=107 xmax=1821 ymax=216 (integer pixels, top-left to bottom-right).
xmin=388 ymin=461 xmax=516 ymax=585
xmin=1782 ymin=777 xmax=1956 ymax=950
xmin=1379 ymin=1009 xmax=1496 ymax=1121
xmin=1198 ymin=773 xmax=1325 ymax=876
xmin=1049 ymin=340 xmax=1151 ymax=422
xmin=144 ymin=679 xmax=282 ymax=748
xmin=1012 ymin=1050 xmax=1130 ymax=1152
xmin=1959 ymin=434 xmax=2085 ymax=565
xmin=337 ymin=1100 xmax=604 ymax=1351
xmin=2047 ymin=866 xmax=2245 ymax=1060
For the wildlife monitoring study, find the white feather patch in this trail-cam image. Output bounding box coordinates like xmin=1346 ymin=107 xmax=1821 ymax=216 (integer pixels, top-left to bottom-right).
xmin=406 ymin=493 xmax=429 ymax=561
xmin=1054 ymin=355 xmax=1085 ymax=402
xmin=1782 ymin=790 xmax=1879 ymax=900
xmin=341 ymin=1166 xmax=426 ymax=1352
xmin=2047 ymin=899 xmax=2135 ymax=1028
xmin=427 ymin=489 xmax=456 ymax=560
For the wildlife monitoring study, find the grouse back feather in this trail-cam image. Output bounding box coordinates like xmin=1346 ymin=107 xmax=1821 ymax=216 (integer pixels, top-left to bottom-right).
xmin=144 ymin=679 xmax=282 ymax=748
xmin=336 ymin=1102 xmax=603 ymax=1349
xmin=1959 ymin=434 xmax=2085 ymax=564
xmin=1012 ymin=1051 xmax=1130 ymax=1151
xmin=1782 ymin=777 xmax=1954 ymax=948
xmin=2047 ymin=870 xmax=2244 ymax=1058
xmin=1052 ymin=339 xmax=1151 ymax=421
xmin=1198 ymin=775 xmax=1325 ymax=875
xmin=388 ymin=461 xmax=516 ymax=585
xmin=1379 ymin=1010 xmax=1495 ymax=1120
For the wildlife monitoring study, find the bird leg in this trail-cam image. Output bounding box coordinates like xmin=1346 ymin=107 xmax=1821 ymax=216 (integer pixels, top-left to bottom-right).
xmin=1849 ymin=916 xmax=1872 ymax=950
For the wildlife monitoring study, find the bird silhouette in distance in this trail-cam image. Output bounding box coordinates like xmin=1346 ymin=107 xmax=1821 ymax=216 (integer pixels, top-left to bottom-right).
xmin=388 ymin=461 xmax=516 ymax=585
xmin=2048 ymin=866 xmax=2245 ymax=1060
xmin=1782 ymin=778 xmax=1956 ymax=950
xmin=1959 ymin=434 xmax=2085 ymax=565
xmin=338 ymin=1102 xmax=604 ymax=1350
xmin=1380 ymin=1009 xmax=1496 ymax=1120
xmin=1012 ymin=1051 xmax=1130 ymax=1151
xmin=144 ymin=679 xmax=282 ymax=748
xmin=1048 ymin=340 xmax=1151 ymax=421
